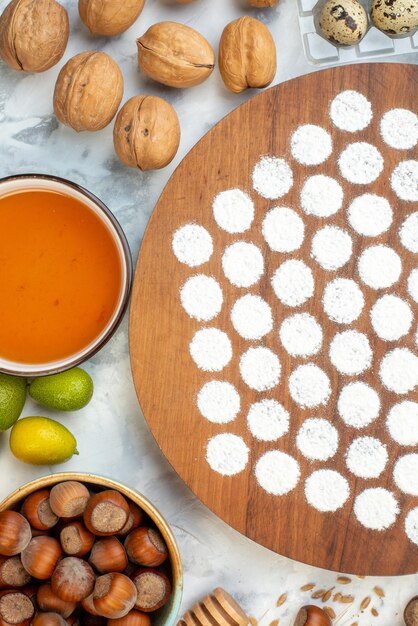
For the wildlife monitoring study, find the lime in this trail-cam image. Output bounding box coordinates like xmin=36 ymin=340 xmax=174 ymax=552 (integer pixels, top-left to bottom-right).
xmin=10 ymin=416 xmax=78 ymax=465
xmin=0 ymin=373 xmax=27 ymax=432
xmin=29 ymin=367 xmax=93 ymax=411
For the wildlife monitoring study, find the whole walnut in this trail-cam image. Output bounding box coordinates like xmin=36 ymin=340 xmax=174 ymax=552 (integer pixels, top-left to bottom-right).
xmin=54 ymin=51 xmax=124 ymax=132
xmin=113 ymin=96 xmax=180 ymax=171
xmin=0 ymin=0 xmax=69 ymax=72
xmin=79 ymin=0 xmax=145 ymax=36
xmin=219 ymin=16 xmax=276 ymax=93
xmin=137 ymin=22 xmax=215 ymax=88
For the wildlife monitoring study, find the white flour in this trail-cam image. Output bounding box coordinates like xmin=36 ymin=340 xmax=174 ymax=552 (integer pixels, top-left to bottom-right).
xmin=197 ymin=381 xmax=240 ymax=424
xmin=311 ymin=226 xmax=352 ymax=271
xmin=337 ymin=382 xmax=380 ymax=429
xmin=300 ymin=175 xmax=343 ymax=218
xmin=354 ymin=488 xmax=399 ymax=531
xmin=231 ymin=294 xmax=273 ymax=340
xmin=408 ymin=269 xmax=418 ymax=303
xmin=213 ymin=189 xmax=254 ymax=234
xmin=379 ymin=348 xmax=418 ymax=394
xmin=288 ymin=363 xmax=331 ymax=408
xmin=206 ymin=433 xmax=249 ymax=476
xmin=262 ymin=207 xmax=305 ymax=252
xmin=322 ymin=278 xmax=364 ymax=324
xmin=180 ymin=275 xmax=223 ymax=322
xmin=172 ymin=223 xmax=213 ymax=267
xmin=329 ymin=330 xmax=372 ymax=376
xmin=370 ymin=294 xmax=413 ymax=341
xmin=305 ymin=470 xmax=350 ymax=513
xmin=255 ymin=450 xmax=300 ymax=496
xmin=387 ymin=401 xmax=418 ymax=446
xmin=279 ymin=313 xmax=322 ymax=357
xmin=346 ymin=437 xmax=388 ymax=479
xmin=222 ymin=241 xmax=264 ymax=288
xmin=296 ymin=418 xmax=338 ymax=462
xmin=330 ymin=90 xmax=373 ymax=133
xmin=347 ymin=193 xmax=393 ymax=237
xmin=290 ymin=124 xmax=332 ymax=166
xmin=271 ymin=260 xmax=314 ymax=307
xmin=252 ymin=156 xmax=293 ymax=200
xmin=394 ymin=454 xmax=418 ymax=496
xmin=247 ymin=399 xmax=289 ymax=442
xmin=240 ymin=346 xmax=281 ymax=392
xmin=338 ymin=142 xmax=384 ymax=185
xmin=400 ymin=212 xmax=418 ymax=253
xmin=358 ymin=244 xmax=402 ymax=290
xmin=391 ymin=160 xmax=418 ymax=202
xmin=405 ymin=508 xmax=418 ymax=545
xmin=380 ymin=108 xmax=418 ymax=150
xmin=189 ymin=328 xmax=232 ymax=372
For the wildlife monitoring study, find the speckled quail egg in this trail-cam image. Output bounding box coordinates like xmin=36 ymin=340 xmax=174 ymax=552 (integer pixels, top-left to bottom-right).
xmin=371 ymin=0 xmax=418 ymax=37
xmin=315 ymin=0 xmax=369 ymax=46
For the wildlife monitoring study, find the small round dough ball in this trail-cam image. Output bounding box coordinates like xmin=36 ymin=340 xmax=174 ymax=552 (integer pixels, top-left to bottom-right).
xmin=79 ymin=0 xmax=145 ymax=36
xmin=54 ymin=51 xmax=123 ymax=132
xmin=371 ymin=0 xmax=418 ymax=37
xmin=114 ymin=96 xmax=180 ymax=171
xmin=317 ymin=0 xmax=368 ymax=46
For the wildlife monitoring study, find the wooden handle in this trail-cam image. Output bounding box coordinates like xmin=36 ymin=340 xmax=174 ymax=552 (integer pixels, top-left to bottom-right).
xmin=180 ymin=588 xmax=249 ymax=626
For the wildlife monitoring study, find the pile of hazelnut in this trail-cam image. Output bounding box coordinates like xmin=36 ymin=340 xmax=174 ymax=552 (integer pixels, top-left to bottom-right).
xmin=0 ymin=481 xmax=172 ymax=626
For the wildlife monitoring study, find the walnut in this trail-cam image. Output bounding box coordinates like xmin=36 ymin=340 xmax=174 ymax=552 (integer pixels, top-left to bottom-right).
xmin=113 ymin=96 xmax=180 ymax=171
xmin=53 ymin=51 xmax=124 ymax=132
xmin=137 ymin=21 xmax=215 ymax=88
xmin=219 ymin=16 xmax=276 ymax=93
xmin=0 ymin=0 xmax=69 ymax=72
xmin=78 ymin=0 xmax=145 ymax=37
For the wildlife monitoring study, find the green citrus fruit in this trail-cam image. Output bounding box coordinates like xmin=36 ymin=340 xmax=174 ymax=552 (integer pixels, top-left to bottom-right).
xmin=29 ymin=367 xmax=93 ymax=411
xmin=10 ymin=416 xmax=78 ymax=465
xmin=0 ymin=373 xmax=27 ymax=432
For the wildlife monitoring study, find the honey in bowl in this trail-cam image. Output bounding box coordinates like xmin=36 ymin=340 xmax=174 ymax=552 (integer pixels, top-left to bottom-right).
xmin=0 ymin=184 xmax=124 ymax=368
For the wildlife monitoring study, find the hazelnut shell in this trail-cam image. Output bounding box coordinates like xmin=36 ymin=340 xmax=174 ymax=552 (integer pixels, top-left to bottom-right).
xmin=79 ymin=0 xmax=145 ymax=36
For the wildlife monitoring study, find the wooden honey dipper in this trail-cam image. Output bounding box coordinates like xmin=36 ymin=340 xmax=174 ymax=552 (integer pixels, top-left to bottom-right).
xmin=179 ymin=587 xmax=249 ymax=626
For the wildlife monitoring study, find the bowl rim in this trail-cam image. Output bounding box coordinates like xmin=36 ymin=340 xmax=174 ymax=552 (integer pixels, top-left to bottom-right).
xmin=0 ymin=173 xmax=133 ymax=377
xmin=0 ymin=471 xmax=184 ymax=626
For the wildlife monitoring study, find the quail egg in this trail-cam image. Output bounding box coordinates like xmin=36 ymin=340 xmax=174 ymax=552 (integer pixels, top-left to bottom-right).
xmin=315 ymin=0 xmax=369 ymax=46
xmin=371 ymin=0 xmax=418 ymax=37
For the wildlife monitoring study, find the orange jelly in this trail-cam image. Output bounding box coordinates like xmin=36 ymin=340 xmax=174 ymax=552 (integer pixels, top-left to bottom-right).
xmin=0 ymin=189 xmax=122 ymax=364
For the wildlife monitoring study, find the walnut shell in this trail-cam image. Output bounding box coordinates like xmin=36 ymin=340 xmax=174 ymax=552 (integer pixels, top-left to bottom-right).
xmin=113 ymin=96 xmax=180 ymax=171
xmin=219 ymin=16 xmax=276 ymax=93
xmin=136 ymin=21 xmax=215 ymax=88
xmin=78 ymin=0 xmax=145 ymax=36
xmin=54 ymin=51 xmax=124 ymax=132
xmin=0 ymin=0 xmax=69 ymax=72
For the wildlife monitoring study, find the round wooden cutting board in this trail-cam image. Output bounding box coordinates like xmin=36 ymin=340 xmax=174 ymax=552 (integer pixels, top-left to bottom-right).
xmin=130 ymin=64 xmax=418 ymax=576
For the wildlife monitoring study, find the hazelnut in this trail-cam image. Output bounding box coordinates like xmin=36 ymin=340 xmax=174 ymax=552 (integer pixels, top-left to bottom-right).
xmin=51 ymin=557 xmax=95 ymax=603
xmin=405 ymin=596 xmax=418 ymax=626
xmin=124 ymin=528 xmax=168 ymax=567
xmin=294 ymin=605 xmax=331 ymax=626
xmin=81 ymin=593 xmax=101 ymax=616
xmin=107 ymin=610 xmax=151 ymax=626
xmin=21 ymin=489 xmax=58 ymax=530
xmin=219 ymin=16 xmax=276 ymax=93
xmin=118 ymin=503 xmax=143 ymax=537
xmin=0 ymin=590 xmax=34 ymax=626
xmin=0 ymin=511 xmax=32 ymax=557
xmin=79 ymin=0 xmax=145 ymax=36
xmin=113 ymin=96 xmax=180 ymax=171
xmin=60 ymin=521 xmax=95 ymax=558
xmin=0 ymin=556 xmax=31 ymax=588
xmin=0 ymin=0 xmax=69 ymax=72
xmin=32 ymin=613 xmax=67 ymax=626
xmin=89 ymin=537 xmax=128 ymax=574
xmin=49 ymin=482 xmax=90 ymax=519
xmin=92 ymin=573 xmax=137 ymax=619
xmin=37 ymin=583 xmax=76 ymax=619
xmin=131 ymin=569 xmax=171 ymax=612
xmin=137 ymin=22 xmax=215 ymax=88
xmin=54 ymin=52 xmax=124 ymax=132
xmin=21 ymin=536 xmax=63 ymax=580
xmin=84 ymin=491 xmax=130 ymax=536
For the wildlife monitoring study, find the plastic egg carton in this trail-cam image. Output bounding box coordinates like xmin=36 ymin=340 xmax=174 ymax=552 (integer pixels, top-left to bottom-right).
xmin=297 ymin=0 xmax=418 ymax=66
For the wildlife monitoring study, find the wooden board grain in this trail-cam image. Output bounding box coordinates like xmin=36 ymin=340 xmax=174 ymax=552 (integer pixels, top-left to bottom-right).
xmin=130 ymin=63 xmax=418 ymax=576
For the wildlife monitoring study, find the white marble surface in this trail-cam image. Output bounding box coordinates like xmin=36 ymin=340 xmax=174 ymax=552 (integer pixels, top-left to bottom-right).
xmin=0 ymin=0 xmax=417 ymax=623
